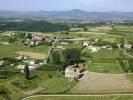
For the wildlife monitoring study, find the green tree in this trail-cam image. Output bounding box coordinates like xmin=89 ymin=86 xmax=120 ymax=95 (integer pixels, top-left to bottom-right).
xmin=83 ymin=27 xmax=88 ymax=32
xmin=26 ymin=33 xmax=32 ymax=39
xmin=24 ymin=65 xmax=30 ymax=80
xmin=50 ymin=51 xmax=61 ymax=64
xmin=62 ymin=48 xmax=80 ymax=67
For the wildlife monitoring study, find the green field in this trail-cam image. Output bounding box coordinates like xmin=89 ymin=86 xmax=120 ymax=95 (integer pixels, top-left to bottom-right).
xmin=91 ymin=49 xmax=122 ymax=59
xmin=87 ymin=62 xmax=123 ymax=74
xmin=68 ymin=32 xmax=122 ymax=43
xmin=81 ymin=48 xmax=124 ymax=73
xmin=0 ymin=66 xmax=72 ymax=100
xmin=0 ymin=43 xmax=50 ymax=58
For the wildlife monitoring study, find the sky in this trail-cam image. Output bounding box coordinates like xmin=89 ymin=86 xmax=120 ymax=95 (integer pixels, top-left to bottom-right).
xmin=0 ymin=0 xmax=133 ymax=12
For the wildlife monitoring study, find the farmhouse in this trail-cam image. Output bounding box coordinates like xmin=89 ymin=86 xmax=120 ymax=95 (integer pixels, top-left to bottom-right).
xmin=65 ymin=66 xmax=75 ymax=79
xmin=81 ymin=40 xmax=93 ymax=46
xmin=0 ymin=60 xmax=5 ymax=67
xmin=88 ymin=46 xmax=100 ymax=52
xmin=56 ymin=45 xmax=64 ymax=50
xmin=60 ymin=42 xmax=69 ymax=45
xmin=65 ymin=64 xmax=86 ymax=80
xmin=124 ymin=44 xmax=132 ymax=49
xmin=17 ymin=65 xmax=26 ymax=70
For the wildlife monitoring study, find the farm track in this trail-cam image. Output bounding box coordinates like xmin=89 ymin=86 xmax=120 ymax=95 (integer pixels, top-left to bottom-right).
xmin=22 ymin=94 xmax=133 ymax=100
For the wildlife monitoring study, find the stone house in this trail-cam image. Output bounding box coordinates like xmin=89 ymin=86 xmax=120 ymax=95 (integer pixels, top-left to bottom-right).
xmin=65 ymin=64 xmax=86 ymax=80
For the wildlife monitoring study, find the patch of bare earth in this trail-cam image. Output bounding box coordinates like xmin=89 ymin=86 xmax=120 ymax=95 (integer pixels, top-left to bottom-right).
xmin=70 ymin=72 xmax=133 ymax=94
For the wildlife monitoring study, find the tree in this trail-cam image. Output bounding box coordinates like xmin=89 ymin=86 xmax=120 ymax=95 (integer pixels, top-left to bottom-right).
xmin=24 ymin=65 xmax=30 ymax=80
xmin=50 ymin=51 xmax=61 ymax=64
xmin=26 ymin=33 xmax=32 ymax=39
xmin=62 ymin=48 xmax=80 ymax=67
xmin=83 ymin=27 xmax=88 ymax=32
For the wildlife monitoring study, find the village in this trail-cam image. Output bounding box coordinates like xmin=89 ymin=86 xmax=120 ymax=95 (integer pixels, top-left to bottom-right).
xmin=1 ymin=0 xmax=133 ymax=99
xmin=0 ymin=24 xmax=133 ymax=100
xmin=0 ymin=30 xmax=133 ymax=81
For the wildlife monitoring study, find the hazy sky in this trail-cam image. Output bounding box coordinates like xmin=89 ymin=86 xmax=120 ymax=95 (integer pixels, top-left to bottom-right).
xmin=0 ymin=0 xmax=133 ymax=12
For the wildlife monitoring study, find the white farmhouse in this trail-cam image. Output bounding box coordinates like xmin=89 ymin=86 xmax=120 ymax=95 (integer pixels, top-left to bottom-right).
xmin=0 ymin=60 xmax=5 ymax=67
xmin=65 ymin=66 xmax=76 ymax=79
xmin=124 ymin=44 xmax=132 ymax=49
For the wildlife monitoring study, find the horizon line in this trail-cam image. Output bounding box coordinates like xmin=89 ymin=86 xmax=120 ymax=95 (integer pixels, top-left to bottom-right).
xmin=0 ymin=9 xmax=133 ymax=13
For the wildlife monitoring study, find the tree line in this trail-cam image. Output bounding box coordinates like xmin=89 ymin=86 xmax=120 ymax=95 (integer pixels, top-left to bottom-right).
xmin=0 ymin=20 xmax=69 ymax=32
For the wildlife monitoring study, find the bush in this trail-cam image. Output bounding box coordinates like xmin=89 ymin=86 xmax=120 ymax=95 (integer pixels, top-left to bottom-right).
xmin=0 ymin=87 xmax=8 ymax=94
xmin=48 ymin=74 xmax=53 ymax=78
xmin=3 ymin=57 xmax=19 ymax=65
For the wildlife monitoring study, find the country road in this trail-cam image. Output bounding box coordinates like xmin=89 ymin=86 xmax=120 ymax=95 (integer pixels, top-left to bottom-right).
xmin=45 ymin=39 xmax=59 ymax=64
xmin=22 ymin=94 xmax=133 ymax=100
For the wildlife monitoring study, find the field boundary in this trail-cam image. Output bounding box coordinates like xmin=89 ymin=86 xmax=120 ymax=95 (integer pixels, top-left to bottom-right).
xmin=22 ymin=94 xmax=133 ymax=100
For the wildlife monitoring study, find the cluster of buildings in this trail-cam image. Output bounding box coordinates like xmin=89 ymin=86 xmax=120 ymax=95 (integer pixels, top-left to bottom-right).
xmin=30 ymin=33 xmax=55 ymax=47
xmin=3 ymin=31 xmax=16 ymax=36
xmin=16 ymin=55 xmax=43 ymax=71
xmin=65 ymin=64 xmax=87 ymax=80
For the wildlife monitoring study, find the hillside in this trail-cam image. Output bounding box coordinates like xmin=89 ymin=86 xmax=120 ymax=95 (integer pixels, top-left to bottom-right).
xmin=0 ymin=9 xmax=133 ymax=20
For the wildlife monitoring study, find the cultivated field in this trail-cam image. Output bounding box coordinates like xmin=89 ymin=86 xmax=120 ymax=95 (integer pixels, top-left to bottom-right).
xmin=70 ymin=72 xmax=133 ymax=94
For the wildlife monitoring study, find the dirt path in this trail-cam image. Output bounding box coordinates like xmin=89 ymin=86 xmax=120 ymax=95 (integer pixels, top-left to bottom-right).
xmin=22 ymin=94 xmax=133 ymax=100
xmin=111 ymin=96 xmax=120 ymax=100
xmin=70 ymin=72 xmax=133 ymax=94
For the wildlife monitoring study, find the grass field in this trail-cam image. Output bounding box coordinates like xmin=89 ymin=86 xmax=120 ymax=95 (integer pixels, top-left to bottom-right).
xmin=16 ymin=51 xmax=46 ymax=60
xmin=81 ymin=48 xmax=123 ymax=73
xmin=0 ymin=69 xmax=71 ymax=100
xmin=87 ymin=62 xmax=123 ymax=74
xmin=67 ymin=32 xmax=122 ymax=43
xmin=91 ymin=49 xmax=122 ymax=59
xmin=0 ymin=43 xmax=50 ymax=58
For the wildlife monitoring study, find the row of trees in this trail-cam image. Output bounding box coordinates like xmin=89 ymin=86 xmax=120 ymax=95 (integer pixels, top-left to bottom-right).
xmin=0 ymin=20 xmax=69 ymax=32
xmin=119 ymin=59 xmax=133 ymax=73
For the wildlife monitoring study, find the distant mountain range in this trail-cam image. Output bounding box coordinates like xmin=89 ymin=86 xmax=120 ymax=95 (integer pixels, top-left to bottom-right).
xmin=0 ymin=9 xmax=133 ymax=20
